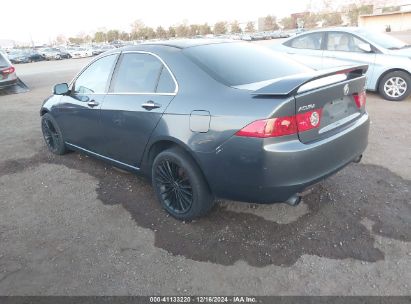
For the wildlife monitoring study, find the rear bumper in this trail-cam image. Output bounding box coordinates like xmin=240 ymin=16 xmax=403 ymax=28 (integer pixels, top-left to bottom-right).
xmin=0 ymin=76 xmax=18 ymax=88
xmin=198 ymin=113 xmax=370 ymax=203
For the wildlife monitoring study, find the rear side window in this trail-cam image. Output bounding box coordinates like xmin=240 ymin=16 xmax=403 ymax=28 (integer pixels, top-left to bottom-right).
xmin=111 ymin=53 xmax=165 ymax=93
xmin=288 ymin=33 xmax=323 ymax=50
xmin=74 ymin=54 xmax=117 ymax=94
xmin=183 ymin=42 xmax=311 ymax=86
xmin=156 ymin=66 xmax=176 ymax=93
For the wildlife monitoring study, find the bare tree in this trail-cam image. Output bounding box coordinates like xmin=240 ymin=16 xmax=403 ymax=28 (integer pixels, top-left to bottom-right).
xmin=131 ymin=20 xmax=145 ymax=34
xmin=214 ymin=21 xmax=228 ymax=35
xmin=345 ymin=4 xmax=373 ymax=26
xmin=168 ymin=26 xmax=176 ymax=38
xmin=230 ymin=20 xmax=242 ymax=34
xmin=263 ymin=15 xmax=279 ymax=31
xmin=189 ymin=24 xmax=200 ymax=37
xmin=175 ymin=24 xmax=190 ymax=37
xmin=199 ymin=23 xmax=212 ymax=35
xmin=156 ymin=26 xmax=167 ymax=39
xmin=120 ymin=32 xmax=130 ymax=41
xmin=55 ymin=35 xmax=66 ymax=45
xmin=94 ymin=31 xmax=106 ymax=43
xmin=320 ymin=12 xmax=343 ymax=27
xmin=106 ymin=30 xmax=120 ymax=42
xmin=280 ymin=17 xmax=295 ymax=29
xmin=245 ymin=21 xmax=255 ymax=33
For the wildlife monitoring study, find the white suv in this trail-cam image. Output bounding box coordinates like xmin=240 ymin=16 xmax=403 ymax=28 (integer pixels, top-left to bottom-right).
xmin=0 ymin=51 xmax=17 ymax=88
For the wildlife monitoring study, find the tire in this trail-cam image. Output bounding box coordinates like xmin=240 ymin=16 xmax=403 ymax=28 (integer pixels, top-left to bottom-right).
xmin=41 ymin=113 xmax=67 ymax=155
xmin=151 ymin=147 xmax=214 ymax=220
xmin=378 ymin=71 xmax=411 ymax=101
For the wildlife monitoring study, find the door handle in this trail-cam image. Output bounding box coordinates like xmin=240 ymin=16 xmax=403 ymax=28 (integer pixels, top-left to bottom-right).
xmin=87 ymin=100 xmax=99 ymax=107
xmin=141 ymin=100 xmax=161 ymax=111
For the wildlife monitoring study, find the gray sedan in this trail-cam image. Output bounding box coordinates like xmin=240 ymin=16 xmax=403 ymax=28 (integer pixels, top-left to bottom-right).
xmin=40 ymin=40 xmax=369 ymax=220
xmin=270 ymin=27 xmax=411 ymax=101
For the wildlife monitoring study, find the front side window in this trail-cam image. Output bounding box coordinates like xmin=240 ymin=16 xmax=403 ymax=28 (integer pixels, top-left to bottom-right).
xmin=288 ymin=33 xmax=323 ymax=50
xmin=326 ymin=32 xmax=368 ymax=52
xmin=74 ymin=54 xmax=117 ymax=94
xmin=111 ymin=53 xmax=167 ymax=93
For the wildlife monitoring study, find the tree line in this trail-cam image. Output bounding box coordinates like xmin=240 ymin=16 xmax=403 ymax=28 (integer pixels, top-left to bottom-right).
xmin=65 ymin=3 xmax=373 ymax=44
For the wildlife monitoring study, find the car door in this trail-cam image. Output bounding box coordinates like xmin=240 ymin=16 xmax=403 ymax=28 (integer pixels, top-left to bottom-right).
xmin=56 ymin=53 xmax=118 ymax=154
xmin=322 ymin=32 xmax=376 ymax=86
xmin=100 ymin=51 xmax=177 ymax=168
xmin=282 ymin=32 xmax=325 ymax=69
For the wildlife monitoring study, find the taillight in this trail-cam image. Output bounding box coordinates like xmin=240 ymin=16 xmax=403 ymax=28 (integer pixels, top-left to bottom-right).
xmin=236 ymin=109 xmax=322 ymax=138
xmin=235 ymin=116 xmax=297 ymax=138
xmin=1 ymin=66 xmax=15 ymax=75
xmin=353 ymin=91 xmax=366 ymax=108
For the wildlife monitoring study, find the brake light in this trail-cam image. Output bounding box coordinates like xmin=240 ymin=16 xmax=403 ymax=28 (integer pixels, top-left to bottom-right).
xmin=1 ymin=66 xmax=15 ymax=75
xmin=236 ymin=109 xmax=322 ymax=138
xmin=353 ymin=91 xmax=366 ymax=108
xmin=235 ymin=116 xmax=297 ymax=138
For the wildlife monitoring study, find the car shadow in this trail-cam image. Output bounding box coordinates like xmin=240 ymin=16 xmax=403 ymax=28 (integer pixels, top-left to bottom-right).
xmin=0 ymin=78 xmax=29 ymax=96
xmin=1 ymin=146 xmax=410 ymax=267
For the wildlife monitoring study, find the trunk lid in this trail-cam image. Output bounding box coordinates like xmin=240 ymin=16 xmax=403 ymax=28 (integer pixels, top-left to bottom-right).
xmin=251 ymin=65 xmax=367 ymax=144
xmin=295 ymin=75 xmax=366 ymax=143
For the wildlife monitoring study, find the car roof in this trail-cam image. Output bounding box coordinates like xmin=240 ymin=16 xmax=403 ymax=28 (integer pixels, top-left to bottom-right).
xmin=292 ymin=27 xmax=366 ymax=35
xmin=123 ymin=38 xmax=235 ymax=50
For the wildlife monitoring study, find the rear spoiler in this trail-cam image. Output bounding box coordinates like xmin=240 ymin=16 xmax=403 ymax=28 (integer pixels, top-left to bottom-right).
xmin=251 ymin=65 xmax=368 ymax=96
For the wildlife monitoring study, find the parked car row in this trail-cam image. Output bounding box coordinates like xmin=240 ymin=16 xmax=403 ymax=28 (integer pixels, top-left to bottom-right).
xmin=1 ymin=45 xmax=117 ymax=64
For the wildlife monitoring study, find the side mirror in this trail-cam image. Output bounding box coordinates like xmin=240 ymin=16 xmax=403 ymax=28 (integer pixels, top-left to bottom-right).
xmin=53 ymin=83 xmax=69 ymax=95
xmin=358 ymin=43 xmax=372 ymax=53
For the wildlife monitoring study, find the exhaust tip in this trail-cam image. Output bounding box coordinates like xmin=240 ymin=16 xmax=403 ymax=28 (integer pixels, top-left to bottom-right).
xmin=285 ymin=194 xmax=301 ymax=206
xmin=353 ymin=154 xmax=363 ymax=163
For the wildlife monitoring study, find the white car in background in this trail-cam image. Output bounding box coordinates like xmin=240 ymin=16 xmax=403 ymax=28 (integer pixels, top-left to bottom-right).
xmin=270 ymin=27 xmax=411 ymax=101
xmin=67 ymin=47 xmax=92 ymax=59
xmin=0 ymin=51 xmax=18 ymax=88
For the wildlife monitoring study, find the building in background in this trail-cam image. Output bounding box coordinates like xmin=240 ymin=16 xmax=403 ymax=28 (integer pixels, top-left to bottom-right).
xmin=359 ymin=4 xmax=411 ymax=32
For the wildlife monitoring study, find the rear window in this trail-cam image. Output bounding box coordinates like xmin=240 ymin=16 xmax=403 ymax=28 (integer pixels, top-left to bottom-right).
xmin=183 ymin=42 xmax=311 ymax=86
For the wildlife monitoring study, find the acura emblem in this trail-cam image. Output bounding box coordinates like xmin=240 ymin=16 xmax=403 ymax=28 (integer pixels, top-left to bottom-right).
xmin=343 ymin=84 xmax=349 ymax=95
xmin=310 ymin=111 xmax=320 ymax=127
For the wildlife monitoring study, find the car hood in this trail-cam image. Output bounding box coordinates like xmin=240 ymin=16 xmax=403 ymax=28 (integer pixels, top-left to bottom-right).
xmin=386 ymin=48 xmax=411 ymax=57
xmin=9 ymin=54 xmax=26 ymax=60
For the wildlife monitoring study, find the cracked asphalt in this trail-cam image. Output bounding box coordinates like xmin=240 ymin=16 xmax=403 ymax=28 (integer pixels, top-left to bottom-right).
xmin=0 ymin=58 xmax=410 ymax=295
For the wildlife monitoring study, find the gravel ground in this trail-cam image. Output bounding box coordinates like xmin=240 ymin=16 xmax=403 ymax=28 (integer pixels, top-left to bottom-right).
xmin=0 ymin=57 xmax=410 ymax=295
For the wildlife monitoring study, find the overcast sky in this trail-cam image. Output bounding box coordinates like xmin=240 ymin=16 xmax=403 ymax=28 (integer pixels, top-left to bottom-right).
xmin=1 ymin=0 xmax=369 ymax=43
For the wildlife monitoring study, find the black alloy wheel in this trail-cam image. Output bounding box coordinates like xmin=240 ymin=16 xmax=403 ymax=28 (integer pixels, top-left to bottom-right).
xmin=152 ymin=147 xmax=214 ymax=220
xmin=41 ymin=113 xmax=67 ymax=155
xmin=154 ymin=160 xmax=193 ymax=214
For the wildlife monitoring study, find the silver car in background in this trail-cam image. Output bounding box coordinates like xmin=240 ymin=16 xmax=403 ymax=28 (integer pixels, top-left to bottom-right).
xmin=270 ymin=27 xmax=411 ymax=101
xmin=0 ymin=51 xmax=17 ymax=88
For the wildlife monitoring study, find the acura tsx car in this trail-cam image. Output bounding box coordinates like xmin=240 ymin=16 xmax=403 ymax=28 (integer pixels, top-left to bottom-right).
xmin=40 ymin=40 xmax=369 ymax=220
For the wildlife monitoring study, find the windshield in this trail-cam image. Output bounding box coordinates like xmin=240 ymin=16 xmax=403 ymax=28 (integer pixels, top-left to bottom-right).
xmin=184 ymin=42 xmax=311 ymax=86
xmin=359 ymin=30 xmax=408 ymax=49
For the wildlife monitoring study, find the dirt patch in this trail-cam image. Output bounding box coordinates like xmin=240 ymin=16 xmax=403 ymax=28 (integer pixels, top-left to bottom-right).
xmin=1 ymin=147 xmax=410 ymax=267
